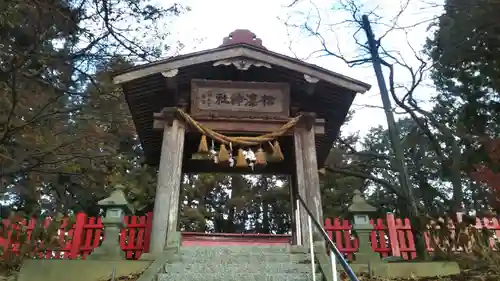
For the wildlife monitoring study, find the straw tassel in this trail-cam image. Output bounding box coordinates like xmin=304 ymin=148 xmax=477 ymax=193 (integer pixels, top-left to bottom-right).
xmin=254 ymin=148 xmax=267 ymax=168
xmin=198 ymin=135 xmax=209 ymax=154
xmin=218 ymin=144 xmax=230 ymax=165
xmin=235 ymin=148 xmax=248 ymax=168
xmin=269 ymin=140 xmax=284 ymax=162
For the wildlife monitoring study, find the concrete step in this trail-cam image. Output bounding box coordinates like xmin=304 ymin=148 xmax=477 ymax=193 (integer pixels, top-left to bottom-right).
xmin=165 ymin=262 xmax=312 ymax=274
xmin=178 ymin=245 xmax=311 ymax=263
xmin=180 ymin=245 xmax=296 ymax=255
xmin=157 ymin=272 xmax=318 ymax=281
xmin=176 ymin=252 xmax=311 ymax=263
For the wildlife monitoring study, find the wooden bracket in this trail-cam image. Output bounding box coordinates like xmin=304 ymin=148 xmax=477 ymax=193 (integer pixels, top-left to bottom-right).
xmin=177 ymin=98 xmax=188 ymax=111
xmin=299 ymin=112 xmax=316 ymax=131
xmin=304 ymin=74 xmax=319 ymax=96
xmin=153 ymin=107 xmax=178 ymax=129
xmin=162 ymin=69 xmax=181 ymax=106
xmin=291 ymin=105 xmax=301 ymax=117
xmin=163 ymin=70 xmax=178 ymax=91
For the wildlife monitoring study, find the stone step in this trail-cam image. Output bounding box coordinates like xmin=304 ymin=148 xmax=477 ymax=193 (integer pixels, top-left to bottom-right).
xmin=180 ymin=245 xmax=297 ymax=255
xmin=165 ymin=262 xmax=312 ymax=274
xmin=176 ymin=252 xmax=311 ymax=263
xmin=157 ymin=273 xmax=318 ymax=281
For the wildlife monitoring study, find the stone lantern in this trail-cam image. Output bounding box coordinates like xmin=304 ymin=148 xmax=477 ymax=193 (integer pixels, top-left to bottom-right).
xmin=89 ymin=184 xmax=133 ymax=260
xmin=348 ymin=189 xmax=379 ymax=264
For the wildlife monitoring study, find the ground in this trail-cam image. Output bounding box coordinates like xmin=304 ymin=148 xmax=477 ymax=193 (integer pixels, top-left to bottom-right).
xmin=0 ymin=266 xmax=496 ymax=281
xmin=99 ymin=268 xmax=496 ymax=281
xmin=1 ymin=252 xmax=498 ymax=281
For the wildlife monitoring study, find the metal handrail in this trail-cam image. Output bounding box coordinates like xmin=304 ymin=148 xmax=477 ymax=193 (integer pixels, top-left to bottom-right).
xmin=296 ymin=194 xmax=359 ymax=281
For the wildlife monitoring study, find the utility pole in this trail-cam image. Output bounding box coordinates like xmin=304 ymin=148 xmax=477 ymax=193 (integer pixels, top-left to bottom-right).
xmin=361 ymin=15 xmax=426 ymax=258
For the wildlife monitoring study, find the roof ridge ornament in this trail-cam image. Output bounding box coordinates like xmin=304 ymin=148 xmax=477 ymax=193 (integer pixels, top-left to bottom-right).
xmin=220 ymin=29 xmax=266 ymax=49
xmin=213 ymin=58 xmax=271 ymax=71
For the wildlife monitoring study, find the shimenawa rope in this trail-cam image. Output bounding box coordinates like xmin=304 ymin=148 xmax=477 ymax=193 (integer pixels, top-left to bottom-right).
xmin=175 ymin=108 xmax=302 ymax=146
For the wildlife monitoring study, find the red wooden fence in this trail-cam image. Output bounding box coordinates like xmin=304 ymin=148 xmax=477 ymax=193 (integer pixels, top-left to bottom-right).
xmin=0 ymin=213 xmax=153 ymax=260
xmin=324 ymin=213 xmax=500 ymax=261
xmin=1 ymin=212 xmax=500 ymax=261
xmin=325 ymin=214 xmax=417 ymax=260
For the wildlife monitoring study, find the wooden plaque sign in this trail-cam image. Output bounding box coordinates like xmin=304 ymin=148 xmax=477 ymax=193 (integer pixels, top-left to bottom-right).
xmin=190 ymin=79 xmax=290 ymax=119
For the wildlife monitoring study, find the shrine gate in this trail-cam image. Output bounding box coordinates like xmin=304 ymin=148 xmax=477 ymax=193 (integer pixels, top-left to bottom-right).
xmin=113 ymin=29 xmax=370 ymax=258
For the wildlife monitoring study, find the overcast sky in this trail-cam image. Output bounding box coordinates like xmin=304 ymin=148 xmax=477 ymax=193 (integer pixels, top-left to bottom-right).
xmin=162 ymin=0 xmax=444 ymax=136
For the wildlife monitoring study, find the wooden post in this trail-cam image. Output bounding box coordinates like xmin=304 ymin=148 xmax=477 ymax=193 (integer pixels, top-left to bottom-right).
xmin=289 ymin=174 xmax=297 ymax=245
xmin=294 ymin=112 xmax=324 ymax=244
xmin=166 ymin=119 xmax=186 ymax=239
xmin=300 ymin=113 xmax=324 ymax=227
xmin=293 ymin=127 xmax=310 ymax=246
xmin=145 ymin=108 xmax=185 ymax=258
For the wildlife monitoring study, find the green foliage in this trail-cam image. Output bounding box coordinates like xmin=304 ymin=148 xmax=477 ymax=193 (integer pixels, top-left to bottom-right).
xmin=179 ymin=174 xmax=292 ymax=234
xmin=427 ymin=0 xmax=500 ymax=138
xmin=422 ymin=216 xmax=500 ymax=280
xmin=321 ymin=138 xmax=366 ymax=218
xmin=423 ymin=0 xmax=500 ymax=213
xmin=361 ymin=118 xmax=452 ymax=215
xmin=0 ymin=0 xmax=188 ymax=215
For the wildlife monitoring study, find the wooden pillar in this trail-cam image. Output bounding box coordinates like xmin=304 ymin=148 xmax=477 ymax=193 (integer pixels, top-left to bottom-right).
xmin=147 ymin=109 xmax=185 ymax=257
xmin=293 ymin=112 xmax=324 ymax=245
xmin=289 ymin=174 xmax=297 ymax=245
xmin=301 ymin=114 xmax=324 ymax=226
xmin=293 ymin=127 xmax=310 ymax=246
xmin=166 ymin=118 xmax=186 ymax=238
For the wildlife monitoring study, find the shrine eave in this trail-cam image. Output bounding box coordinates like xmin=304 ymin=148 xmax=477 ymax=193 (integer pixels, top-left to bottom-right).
xmin=113 ymin=44 xmax=371 ymax=93
xmin=115 ymin=40 xmax=371 ymax=169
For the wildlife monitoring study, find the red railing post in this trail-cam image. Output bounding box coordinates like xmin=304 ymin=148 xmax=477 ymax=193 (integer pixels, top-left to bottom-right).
xmin=69 ymin=212 xmax=87 ymax=259
xmin=386 ymin=213 xmax=401 ymax=257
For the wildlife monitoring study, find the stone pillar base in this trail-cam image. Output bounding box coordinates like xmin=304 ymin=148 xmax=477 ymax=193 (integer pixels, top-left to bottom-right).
xmin=88 ymin=247 xmax=125 ymax=261
xmin=139 ymin=253 xmax=157 ymax=261
xmin=354 ymin=253 xmax=383 ymax=264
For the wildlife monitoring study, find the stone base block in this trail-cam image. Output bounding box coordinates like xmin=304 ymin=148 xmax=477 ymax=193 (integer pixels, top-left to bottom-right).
xmin=17 ymin=260 xmax=151 ymax=281
xmin=349 ymin=261 xmax=460 ymax=278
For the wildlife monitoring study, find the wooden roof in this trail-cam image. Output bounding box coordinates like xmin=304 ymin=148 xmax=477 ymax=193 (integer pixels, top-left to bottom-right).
xmin=113 ymin=30 xmax=371 ymax=168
